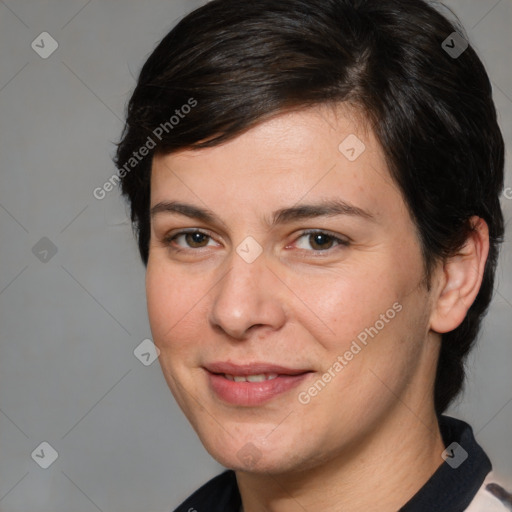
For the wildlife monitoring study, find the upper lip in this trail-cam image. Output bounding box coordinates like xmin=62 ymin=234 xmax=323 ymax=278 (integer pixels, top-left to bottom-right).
xmin=204 ymin=362 xmax=311 ymax=376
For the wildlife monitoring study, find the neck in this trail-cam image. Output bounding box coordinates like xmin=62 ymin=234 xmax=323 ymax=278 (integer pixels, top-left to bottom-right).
xmin=236 ymin=401 xmax=445 ymax=512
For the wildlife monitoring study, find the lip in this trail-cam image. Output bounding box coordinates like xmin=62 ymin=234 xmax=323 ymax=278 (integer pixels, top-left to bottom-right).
xmin=205 ymin=361 xmax=310 ymax=376
xmin=204 ymin=362 xmax=313 ymax=406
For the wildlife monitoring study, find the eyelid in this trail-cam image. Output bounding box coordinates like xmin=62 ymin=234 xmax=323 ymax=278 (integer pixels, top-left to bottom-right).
xmin=296 ymin=228 xmax=350 ymax=243
xmin=163 ymin=227 xmax=213 ymax=239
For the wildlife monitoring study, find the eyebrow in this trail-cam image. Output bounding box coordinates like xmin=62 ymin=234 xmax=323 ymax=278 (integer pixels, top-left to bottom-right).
xmin=150 ymin=199 xmax=375 ymax=226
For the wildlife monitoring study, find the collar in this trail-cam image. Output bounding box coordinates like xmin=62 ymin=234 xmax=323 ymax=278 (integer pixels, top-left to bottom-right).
xmin=174 ymin=415 xmax=491 ymax=511
xmin=399 ymin=415 xmax=492 ymax=511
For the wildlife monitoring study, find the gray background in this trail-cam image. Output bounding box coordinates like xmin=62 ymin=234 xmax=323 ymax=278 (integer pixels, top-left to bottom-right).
xmin=0 ymin=1 xmax=511 ymax=511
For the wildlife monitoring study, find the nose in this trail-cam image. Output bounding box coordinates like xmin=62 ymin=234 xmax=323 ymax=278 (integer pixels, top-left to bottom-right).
xmin=208 ymin=250 xmax=287 ymax=340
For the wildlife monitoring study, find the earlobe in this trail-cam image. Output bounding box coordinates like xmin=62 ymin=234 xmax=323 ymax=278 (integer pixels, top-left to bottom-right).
xmin=430 ymin=216 xmax=489 ymax=334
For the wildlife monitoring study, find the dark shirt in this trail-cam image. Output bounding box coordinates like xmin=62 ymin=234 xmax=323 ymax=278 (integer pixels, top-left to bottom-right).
xmin=173 ymin=415 xmax=496 ymax=512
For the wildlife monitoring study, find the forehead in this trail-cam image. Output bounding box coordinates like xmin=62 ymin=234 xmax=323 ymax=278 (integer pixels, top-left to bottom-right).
xmin=149 ymin=104 xmax=405 ymax=227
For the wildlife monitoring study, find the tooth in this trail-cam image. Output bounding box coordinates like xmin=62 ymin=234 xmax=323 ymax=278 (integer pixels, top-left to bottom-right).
xmin=247 ymin=374 xmax=266 ymax=382
xmin=224 ymin=373 xmax=282 ymax=382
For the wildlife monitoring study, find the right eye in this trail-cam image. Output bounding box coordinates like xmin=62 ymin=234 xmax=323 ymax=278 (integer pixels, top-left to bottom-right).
xmin=163 ymin=229 xmax=218 ymax=250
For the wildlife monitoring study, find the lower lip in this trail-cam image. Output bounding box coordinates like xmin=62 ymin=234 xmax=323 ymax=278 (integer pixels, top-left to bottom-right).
xmin=206 ymin=371 xmax=311 ymax=406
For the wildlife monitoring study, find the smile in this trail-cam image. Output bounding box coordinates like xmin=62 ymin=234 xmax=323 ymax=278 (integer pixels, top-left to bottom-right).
xmin=204 ymin=362 xmax=313 ymax=406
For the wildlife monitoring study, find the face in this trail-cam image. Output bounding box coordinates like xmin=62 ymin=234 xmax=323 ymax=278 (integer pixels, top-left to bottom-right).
xmin=146 ymin=105 xmax=438 ymax=474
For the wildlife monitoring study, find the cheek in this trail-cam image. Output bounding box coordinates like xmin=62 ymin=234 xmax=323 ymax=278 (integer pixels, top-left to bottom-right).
xmin=292 ymin=252 xmax=427 ymax=401
xmin=281 ymin=262 xmax=405 ymax=353
xmin=146 ymin=264 xmax=171 ymax=338
xmin=145 ymin=261 xmax=206 ymax=408
xmin=146 ymin=258 xmax=216 ymax=376
xmin=146 ymin=261 xmax=192 ymax=349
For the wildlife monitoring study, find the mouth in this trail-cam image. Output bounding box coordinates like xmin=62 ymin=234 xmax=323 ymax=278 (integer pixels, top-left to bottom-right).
xmin=203 ymin=362 xmax=313 ymax=406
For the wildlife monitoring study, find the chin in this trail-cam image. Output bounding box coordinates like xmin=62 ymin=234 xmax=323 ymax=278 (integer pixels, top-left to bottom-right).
xmin=199 ymin=428 xmax=312 ymax=475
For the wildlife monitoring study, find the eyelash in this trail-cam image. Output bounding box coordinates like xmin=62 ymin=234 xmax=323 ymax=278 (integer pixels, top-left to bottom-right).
xmin=162 ymin=228 xmax=350 ymax=254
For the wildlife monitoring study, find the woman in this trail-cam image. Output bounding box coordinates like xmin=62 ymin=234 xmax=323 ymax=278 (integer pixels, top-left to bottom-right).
xmin=114 ymin=0 xmax=511 ymax=510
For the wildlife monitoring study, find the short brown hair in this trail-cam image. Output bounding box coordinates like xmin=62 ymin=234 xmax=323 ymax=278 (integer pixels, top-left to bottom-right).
xmin=115 ymin=0 xmax=505 ymax=414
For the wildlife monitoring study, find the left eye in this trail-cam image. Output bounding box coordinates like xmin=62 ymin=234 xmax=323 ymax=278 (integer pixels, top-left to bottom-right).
xmin=293 ymin=231 xmax=349 ymax=252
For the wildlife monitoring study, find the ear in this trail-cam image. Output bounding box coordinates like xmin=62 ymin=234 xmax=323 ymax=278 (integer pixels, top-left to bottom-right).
xmin=430 ymin=216 xmax=490 ymax=334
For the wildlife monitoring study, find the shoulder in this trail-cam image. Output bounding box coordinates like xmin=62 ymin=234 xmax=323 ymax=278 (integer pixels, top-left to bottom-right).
xmin=465 ymin=472 xmax=512 ymax=511
xmin=172 ymin=470 xmax=241 ymax=512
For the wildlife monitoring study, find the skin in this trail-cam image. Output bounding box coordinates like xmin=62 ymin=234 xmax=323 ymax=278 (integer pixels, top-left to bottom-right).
xmin=146 ymin=104 xmax=489 ymax=512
